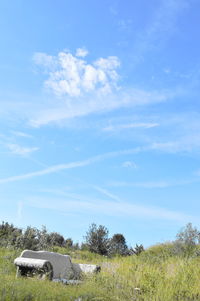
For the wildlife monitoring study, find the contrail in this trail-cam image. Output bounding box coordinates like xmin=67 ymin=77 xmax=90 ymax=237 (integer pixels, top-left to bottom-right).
xmin=0 ymin=147 xmax=143 ymax=184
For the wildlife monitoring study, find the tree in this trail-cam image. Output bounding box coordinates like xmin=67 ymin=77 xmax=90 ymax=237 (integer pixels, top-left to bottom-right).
xmin=176 ymin=223 xmax=200 ymax=246
xmin=84 ymin=223 xmax=109 ymax=255
xmin=108 ymin=233 xmax=128 ymax=256
xmin=174 ymin=223 xmax=200 ymax=256
xmin=65 ymin=238 xmax=73 ymax=248
xmin=0 ymin=221 xmax=22 ymax=247
xmin=48 ymin=232 xmax=65 ymax=247
xmin=15 ymin=226 xmax=39 ymax=250
xmin=37 ymin=226 xmax=51 ymax=250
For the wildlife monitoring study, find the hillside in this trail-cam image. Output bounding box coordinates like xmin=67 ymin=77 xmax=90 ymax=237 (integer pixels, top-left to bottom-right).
xmin=1 ymin=244 xmax=200 ymax=301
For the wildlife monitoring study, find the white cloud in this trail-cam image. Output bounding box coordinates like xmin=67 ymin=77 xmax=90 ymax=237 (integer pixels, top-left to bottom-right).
xmin=122 ymin=161 xmax=137 ymax=168
xmin=29 ymin=88 xmax=168 ymax=127
xmin=30 ymin=48 xmax=179 ymax=127
xmin=103 ymin=122 xmax=159 ymax=132
xmin=109 ymin=178 xmax=199 ymax=188
xmin=0 ymin=158 xmax=93 ymax=184
xmin=34 ymin=50 xmax=120 ymax=97
xmin=27 ymin=196 xmax=194 ymax=222
xmin=94 ymin=186 xmax=121 ymax=202
xmin=33 ymin=52 xmax=56 ymax=69
xmin=6 ymin=143 xmax=39 ymax=156
xmin=0 ymin=146 xmax=144 ymax=184
xmin=11 ymin=131 xmax=33 ymax=138
xmin=150 ymin=142 xmax=181 ymax=153
xmin=75 ymin=47 xmax=89 ymax=58
xmin=110 ymin=181 xmax=170 ymax=188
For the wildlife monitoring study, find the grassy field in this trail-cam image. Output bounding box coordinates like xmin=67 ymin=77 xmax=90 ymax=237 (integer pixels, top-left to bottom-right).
xmin=1 ymin=245 xmax=200 ymax=300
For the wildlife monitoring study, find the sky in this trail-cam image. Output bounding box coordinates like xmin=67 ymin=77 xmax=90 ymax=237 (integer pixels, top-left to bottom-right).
xmin=0 ymin=0 xmax=200 ymax=247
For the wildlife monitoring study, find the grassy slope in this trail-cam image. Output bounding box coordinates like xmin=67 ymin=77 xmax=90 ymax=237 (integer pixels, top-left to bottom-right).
xmin=1 ymin=246 xmax=200 ymax=301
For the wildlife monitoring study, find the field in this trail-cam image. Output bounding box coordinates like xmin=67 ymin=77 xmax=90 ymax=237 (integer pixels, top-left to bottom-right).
xmin=1 ymin=244 xmax=200 ymax=301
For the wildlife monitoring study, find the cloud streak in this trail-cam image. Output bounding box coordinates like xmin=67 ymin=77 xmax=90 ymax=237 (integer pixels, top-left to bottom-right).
xmin=122 ymin=161 xmax=137 ymax=168
xmin=94 ymin=186 xmax=121 ymax=202
xmin=2 ymin=140 xmax=198 ymax=185
xmin=29 ymin=88 xmax=169 ymax=127
xmin=6 ymin=143 xmax=39 ymax=156
xmin=0 ymin=147 xmax=143 ymax=184
xmin=109 ymin=178 xmax=200 ymax=188
xmin=0 ymin=158 xmax=95 ymax=184
xmin=103 ymin=122 xmax=159 ymax=132
xmin=27 ymin=196 xmax=194 ymax=223
xmin=11 ymin=131 xmax=33 ymax=138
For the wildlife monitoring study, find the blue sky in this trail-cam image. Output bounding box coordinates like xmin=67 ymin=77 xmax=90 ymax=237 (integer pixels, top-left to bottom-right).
xmin=0 ymin=0 xmax=200 ymax=247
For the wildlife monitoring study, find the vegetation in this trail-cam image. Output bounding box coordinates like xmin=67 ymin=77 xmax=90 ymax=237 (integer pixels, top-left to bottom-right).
xmin=84 ymin=223 xmax=110 ymax=255
xmin=1 ymin=222 xmax=200 ymax=300
xmin=0 ymin=221 xmax=143 ymax=257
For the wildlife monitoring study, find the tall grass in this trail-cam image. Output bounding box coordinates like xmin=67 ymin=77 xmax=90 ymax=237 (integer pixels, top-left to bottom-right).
xmin=1 ymin=245 xmax=200 ymax=300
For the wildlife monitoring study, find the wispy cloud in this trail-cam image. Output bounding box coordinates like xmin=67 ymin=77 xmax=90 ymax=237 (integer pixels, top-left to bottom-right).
xmin=103 ymin=122 xmax=159 ymax=132
xmin=6 ymin=143 xmax=39 ymax=156
xmin=101 ymin=112 xmax=200 ymax=155
xmin=29 ymin=88 xmax=169 ymax=127
xmin=110 ymin=181 xmax=170 ymax=188
xmin=109 ymin=178 xmax=200 ymax=188
xmin=122 ymin=161 xmax=137 ymax=168
xmin=0 ymin=157 xmax=95 ymax=184
xmin=2 ymin=140 xmax=198 ymax=185
xmin=11 ymin=131 xmax=33 ymax=139
xmin=0 ymin=147 xmax=143 ymax=184
xmin=94 ymin=186 xmax=121 ymax=202
xmin=27 ymin=196 xmax=194 ymax=222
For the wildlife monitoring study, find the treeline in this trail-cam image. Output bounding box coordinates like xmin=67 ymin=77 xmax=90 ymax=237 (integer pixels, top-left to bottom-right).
xmin=0 ymin=221 xmax=144 ymax=256
xmin=1 ymin=221 xmax=200 ymax=258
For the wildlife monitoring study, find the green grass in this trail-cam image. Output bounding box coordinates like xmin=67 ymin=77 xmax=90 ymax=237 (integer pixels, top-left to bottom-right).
xmin=1 ymin=246 xmax=200 ymax=300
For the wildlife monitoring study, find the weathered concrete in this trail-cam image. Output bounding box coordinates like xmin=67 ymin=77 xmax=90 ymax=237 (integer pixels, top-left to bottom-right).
xmin=72 ymin=263 xmax=101 ymax=278
xmin=78 ymin=263 xmax=101 ymax=274
xmin=20 ymin=250 xmax=74 ymax=280
xmin=14 ymin=257 xmax=51 ymax=269
xmin=14 ymin=257 xmax=53 ymax=280
xmin=15 ymin=250 xmax=101 ymax=282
